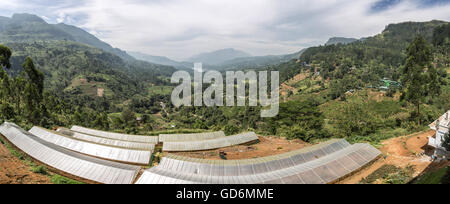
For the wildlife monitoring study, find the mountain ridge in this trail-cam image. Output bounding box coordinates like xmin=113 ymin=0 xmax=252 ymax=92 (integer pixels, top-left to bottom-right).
xmin=0 ymin=13 xmax=135 ymax=61
xmin=325 ymin=37 xmax=359 ymax=45
xmin=187 ymin=48 xmax=252 ymax=65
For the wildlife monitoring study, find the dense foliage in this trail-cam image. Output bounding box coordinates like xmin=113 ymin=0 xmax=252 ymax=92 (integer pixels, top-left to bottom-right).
xmin=0 ymin=18 xmax=449 ymax=145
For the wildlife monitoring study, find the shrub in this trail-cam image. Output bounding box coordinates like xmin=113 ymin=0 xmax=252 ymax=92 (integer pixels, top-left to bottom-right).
xmin=224 ymin=124 xmax=239 ymax=135
xmin=31 ymin=165 xmax=47 ymax=175
xmin=50 ymin=175 xmax=84 ymax=184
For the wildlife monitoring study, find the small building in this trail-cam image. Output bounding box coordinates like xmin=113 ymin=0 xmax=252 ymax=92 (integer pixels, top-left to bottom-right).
xmin=428 ymin=110 xmax=450 ymax=158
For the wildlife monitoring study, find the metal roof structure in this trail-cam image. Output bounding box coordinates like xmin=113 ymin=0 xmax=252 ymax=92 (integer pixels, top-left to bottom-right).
xmin=30 ymin=127 xmax=152 ymax=165
xmin=71 ymin=125 xmax=159 ymax=143
xmin=136 ymin=141 xmax=381 ymax=184
xmin=57 ymin=127 xmax=154 ymax=151
xmin=162 ymin=132 xmax=259 ymax=152
xmin=428 ymin=110 xmax=450 ymax=150
xmin=158 ymin=139 xmax=350 ymax=176
xmin=159 ymin=131 xmax=226 ymax=143
xmin=429 ymin=110 xmax=450 ymax=131
xmin=0 ymin=122 xmax=140 ymax=184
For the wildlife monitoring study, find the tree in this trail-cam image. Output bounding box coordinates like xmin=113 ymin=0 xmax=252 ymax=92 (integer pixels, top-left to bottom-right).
xmin=224 ymin=123 xmax=239 ymax=135
xmin=22 ymin=57 xmax=44 ymax=98
xmin=0 ymin=45 xmax=12 ymax=103
xmin=0 ymin=45 xmax=12 ymax=69
xmin=12 ymin=72 xmax=27 ymax=114
xmin=93 ymin=113 xmax=109 ymax=130
xmin=401 ymin=36 xmax=437 ymax=126
xmin=121 ymin=108 xmax=136 ymax=123
xmin=442 ymin=132 xmax=450 ymax=151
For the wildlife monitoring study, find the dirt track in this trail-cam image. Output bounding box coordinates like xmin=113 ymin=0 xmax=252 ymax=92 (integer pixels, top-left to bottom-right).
xmin=0 ymin=141 xmax=51 ymax=184
xmin=338 ymin=130 xmax=435 ymax=184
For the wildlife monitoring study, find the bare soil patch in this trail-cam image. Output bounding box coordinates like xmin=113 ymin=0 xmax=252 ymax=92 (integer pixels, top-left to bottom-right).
xmin=170 ymin=136 xmax=309 ymax=160
xmin=338 ymin=130 xmax=435 ymax=184
xmin=0 ymin=142 xmax=51 ymax=184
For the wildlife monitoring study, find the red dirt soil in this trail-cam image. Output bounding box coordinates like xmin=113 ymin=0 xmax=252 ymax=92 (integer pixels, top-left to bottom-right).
xmin=0 ymin=142 xmax=51 ymax=184
xmin=170 ymin=136 xmax=309 ymax=160
xmin=338 ymin=130 xmax=436 ymax=184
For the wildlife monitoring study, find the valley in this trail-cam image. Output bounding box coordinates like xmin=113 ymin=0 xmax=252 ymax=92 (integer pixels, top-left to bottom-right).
xmin=0 ymin=12 xmax=449 ymax=185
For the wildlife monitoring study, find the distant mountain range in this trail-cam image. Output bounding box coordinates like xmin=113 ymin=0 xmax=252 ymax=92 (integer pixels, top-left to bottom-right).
xmin=187 ymin=48 xmax=252 ymax=65
xmin=132 ymin=48 xmax=306 ymax=71
xmin=129 ymin=52 xmax=190 ymax=70
xmin=0 ymin=13 xmax=175 ymax=100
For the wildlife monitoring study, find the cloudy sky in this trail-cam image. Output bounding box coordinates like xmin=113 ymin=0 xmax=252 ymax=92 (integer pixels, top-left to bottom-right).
xmin=0 ymin=0 xmax=449 ymax=60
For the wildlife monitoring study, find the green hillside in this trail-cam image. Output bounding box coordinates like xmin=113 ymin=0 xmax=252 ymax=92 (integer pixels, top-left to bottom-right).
xmin=161 ymin=20 xmax=450 ymax=144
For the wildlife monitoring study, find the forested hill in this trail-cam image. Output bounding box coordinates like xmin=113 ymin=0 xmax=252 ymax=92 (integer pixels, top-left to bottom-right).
xmin=300 ymin=20 xmax=448 ymax=75
xmin=0 ymin=13 xmax=134 ymax=60
xmin=273 ymin=20 xmax=448 ymax=85
xmin=0 ymin=13 xmax=176 ymax=101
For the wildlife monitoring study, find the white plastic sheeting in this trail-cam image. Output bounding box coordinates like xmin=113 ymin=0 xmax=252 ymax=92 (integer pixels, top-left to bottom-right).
xmin=30 ymin=127 xmax=152 ymax=165
xmin=158 ymin=139 xmax=350 ymax=176
xmin=159 ymin=131 xmax=226 ymax=142
xmin=0 ymin=122 xmax=140 ymax=184
xmin=57 ymin=128 xmax=154 ymax=150
xmin=428 ymin=110 xmax=449 ymax=150
xmin=162 ymin=132 xmax=259 ymax=152
xmin=136 ymin=142 xmax=381 ymax=184
xmin=71 ymin=125 xmax=158 ymax=143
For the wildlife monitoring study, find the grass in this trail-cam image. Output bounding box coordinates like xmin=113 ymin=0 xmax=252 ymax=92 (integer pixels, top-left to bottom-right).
xmin=412 ymin=167 xmax=450 ymax=184
xmin=148 ymin=85 xmax=173 ymax=96
xmin=50 ymin=175 xmax=84 ymax=184
xmin=31 ymin=166 xmax=48 ymax=175
xmin=360 ymin=165 xmax=400 ymax=184
xmin=360 ymin=164 xmax=415 ymax=184
xmin=64 ymin=75 xmax=113 ymax=97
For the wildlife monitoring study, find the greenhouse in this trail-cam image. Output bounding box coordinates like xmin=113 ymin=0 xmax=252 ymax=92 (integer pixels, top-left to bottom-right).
xmin=136 ymin=142 xmax=381 ymax=184
xmin=159 ymin=131 xmax=226 ymax=142
xmin=162 ymin=132 xmax=259 ymax=152
xmin=158 ymin=139 xmax=350 ymax=176
xmin=0 ymin=122 xmax=141 ymax=184
xmin=71 ymin=125 xmax=159 ymax=143
xmin=57 ymin=128 xmax=155 ymax=151
xmin=30 ymin=127 xmax=153 ymax=165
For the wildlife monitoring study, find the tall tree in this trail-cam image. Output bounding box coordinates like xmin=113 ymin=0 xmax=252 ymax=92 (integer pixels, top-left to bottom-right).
xmin=0 ymin=45 xmax=13 ymax=121
xmin=0 ymin=45 xmax=12 ymax=98
xmin=401 ymin=36 xmax=438 ymax=126
xmin=0 ymin=45 xmax=12 ymax=69
xmin=442 ymin=132 xmax=450 ymax=151
xmin=22 ymin=57 xmax=44 ymax=98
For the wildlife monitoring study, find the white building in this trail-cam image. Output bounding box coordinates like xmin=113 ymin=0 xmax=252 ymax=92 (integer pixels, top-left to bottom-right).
xmin=428 ymin=110 xmax=450 ymax=154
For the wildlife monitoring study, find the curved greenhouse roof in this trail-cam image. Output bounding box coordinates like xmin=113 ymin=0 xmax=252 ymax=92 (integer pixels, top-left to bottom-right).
xmin=159 ymin=139 xmax=350 ymax=176
xmin=159 ymin=131 xmax=226 ymax=143
xmin=137 ymin=141 xmax=381 ymax=184
xmin=71 ymin=125 xmax=158 ymax=144
xmin=162 ymin=132 xmax=259 ymax=152
xmin=57 ymin=128 xmax=154 ymax=151
xmin=0 ymin=122 xmax=140 ymax=184
xmin=30 ymin=127 xmax=152 ymax=165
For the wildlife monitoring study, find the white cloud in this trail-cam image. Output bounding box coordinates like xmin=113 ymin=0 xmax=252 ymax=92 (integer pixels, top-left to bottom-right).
xmin=0 ymin=0 xmax=449 ymax=60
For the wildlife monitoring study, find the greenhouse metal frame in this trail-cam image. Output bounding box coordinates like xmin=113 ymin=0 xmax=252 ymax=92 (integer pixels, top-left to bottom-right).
xmin=0 ymin=122 xmax=141 ymax=184
xmin=30 ymin=127 xmax=153 ymax=165
xmin=159 ymin=131 xmax=226 ymax=142
xmin=162 ymin=132 xmax=259 ymax=152
xmin=136 ymin=142 xmax=381 ymax=184
xmin=158 ymin=139 xmax=350 ymax=176
xmin=57 ymin=128 xmax=155 ymax=150
xmin=71 ymin=125 xmax=159 ymax=143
